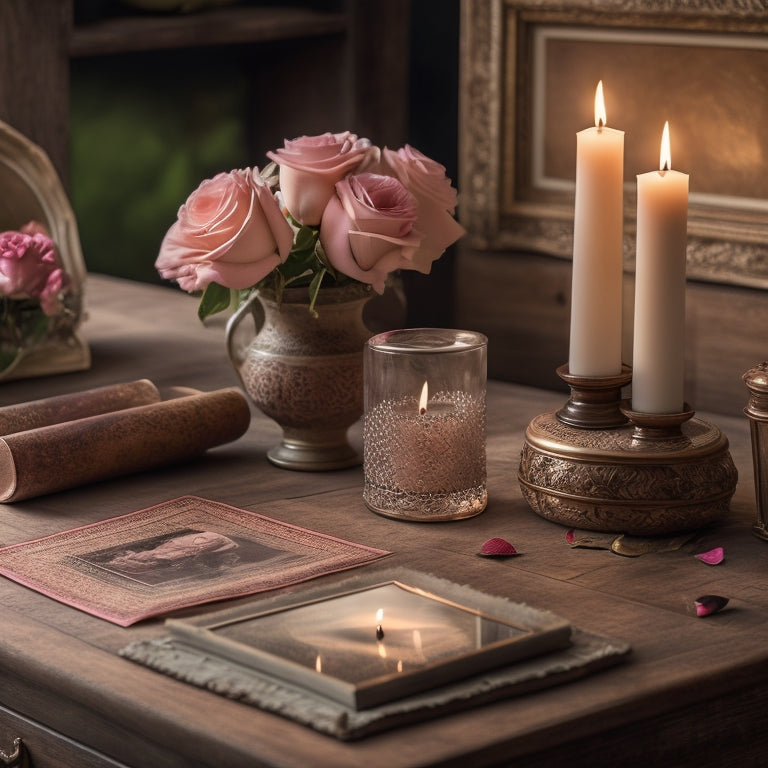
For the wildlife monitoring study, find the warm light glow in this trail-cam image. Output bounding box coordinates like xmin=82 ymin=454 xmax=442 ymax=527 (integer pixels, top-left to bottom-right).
xmin=378 ymin=642 xmax=387 ymax=659
xmin=315 ymin=654 xmax=322 ymax=674
xmin=396 ymin=660 xmax=403 ymax=673
xmin=659 ymin=121 xmax=671 ymax=172
xmin=412 ymin=629 xmax=423 ymax=654
xmin=376 ymin=608 xmax=384 ymax=623
xmin=418 ymin=381 xmax=429 ymax=415
xmin=594 ymin=81 xmax=606 ymax=129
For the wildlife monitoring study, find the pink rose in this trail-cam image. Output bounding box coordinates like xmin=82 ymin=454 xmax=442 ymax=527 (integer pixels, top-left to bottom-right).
xmin=266 ymin=131 xmax=376 ymax=226
xmin=378 ymin=145 xmax=466 ymax=263
xmin=0 ymin=231 xmax=66 ymax=315
xmin=155 ymin=168 xmax=294 ymax=292
xmin=319 ymin=173 xmax=424 ymax=293
xmin=38 ymin=268 xmax=67 ymax=316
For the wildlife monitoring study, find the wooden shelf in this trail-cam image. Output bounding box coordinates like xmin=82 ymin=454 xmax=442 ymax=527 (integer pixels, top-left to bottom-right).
xmin=69 ymin=5 xmax=347 ymax=57
xmin=0 ymin=0 xmax=409 ymax=203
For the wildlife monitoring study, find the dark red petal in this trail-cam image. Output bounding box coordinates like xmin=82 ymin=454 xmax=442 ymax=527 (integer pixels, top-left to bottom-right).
xmin=480 ymin=537 xmax=518 ymax=556
xmin=695 ymin=595 xmax=729 ymax=617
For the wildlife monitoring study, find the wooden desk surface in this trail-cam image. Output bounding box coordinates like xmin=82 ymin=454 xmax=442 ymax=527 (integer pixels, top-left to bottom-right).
xmin=0 ymin=275 xmax=766 ymax=768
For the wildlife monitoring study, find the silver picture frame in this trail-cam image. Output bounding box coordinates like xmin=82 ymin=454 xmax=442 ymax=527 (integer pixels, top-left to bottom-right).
xmin=165 ymin=569 xmax=573 ymax=710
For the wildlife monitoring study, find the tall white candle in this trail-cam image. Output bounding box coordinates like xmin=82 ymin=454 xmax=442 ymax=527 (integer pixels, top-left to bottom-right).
xmin=632 ymin=121 xmax=689 ymax=414
xmin=569 ymin=81 xmax=625 ymax=377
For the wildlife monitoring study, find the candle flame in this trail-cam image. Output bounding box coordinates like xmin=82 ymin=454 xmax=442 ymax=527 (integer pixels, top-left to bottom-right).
xmin=659 ymin=121 xmax=671 ymax=172
xmin=418 ymin=381 xmax=429 ymax=415
xmin=594 ymin=81 xmax=606 ymax=129
xmin=376 ymin=608 xmax=384 ymax=623
xmin=315 ymin=654 xmax=322 ymax=674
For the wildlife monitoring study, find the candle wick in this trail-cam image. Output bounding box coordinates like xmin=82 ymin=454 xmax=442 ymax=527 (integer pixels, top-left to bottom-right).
xmin=376 ymin=624 xmax=385 ymax=641
xmin=597 ymin=118 xmax=604 ymax=131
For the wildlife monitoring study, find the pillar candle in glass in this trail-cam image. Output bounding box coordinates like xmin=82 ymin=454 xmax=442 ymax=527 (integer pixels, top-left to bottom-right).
xmin=569 ymin=81 xmax=625 ymax=377
xmin=632 ymin=121 xmax=689 ymax=414
xmin=363 ymin=329 xmax=487 ymax=521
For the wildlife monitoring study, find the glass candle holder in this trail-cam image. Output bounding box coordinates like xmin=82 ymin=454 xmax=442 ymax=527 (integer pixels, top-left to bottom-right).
xmin=363 ymin=328 xmax=488 ymax=521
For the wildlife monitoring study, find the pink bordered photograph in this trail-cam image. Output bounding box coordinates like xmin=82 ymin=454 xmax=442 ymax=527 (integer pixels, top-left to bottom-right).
xmin=0 ymin=495 xmax=391 ymax=626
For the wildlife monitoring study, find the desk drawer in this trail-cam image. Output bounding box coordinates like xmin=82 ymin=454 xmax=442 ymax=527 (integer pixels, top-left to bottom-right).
xmin=0 ymin=703 xmax=129 ymax=768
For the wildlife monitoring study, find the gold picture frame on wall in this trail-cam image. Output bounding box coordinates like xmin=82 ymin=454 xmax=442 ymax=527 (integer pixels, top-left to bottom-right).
xmin=459 ymin=0 xmax=768 ymax=288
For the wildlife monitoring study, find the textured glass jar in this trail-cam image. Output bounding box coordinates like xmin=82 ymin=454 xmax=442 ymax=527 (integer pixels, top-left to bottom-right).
xmin=363 ymin=328 xmax=487 ymax=521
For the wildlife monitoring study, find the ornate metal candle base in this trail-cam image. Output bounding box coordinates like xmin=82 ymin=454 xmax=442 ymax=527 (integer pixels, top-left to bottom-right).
xmin=555 ymin=363 xmax=632 ymax=429
xmin=518 ymin=365 xmax=738 ymax=536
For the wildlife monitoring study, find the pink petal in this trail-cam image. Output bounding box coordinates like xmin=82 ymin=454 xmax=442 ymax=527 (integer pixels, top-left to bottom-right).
xmin=695 ymin=595 xmax=729 ymax=617
xmin=695 ymin=547 xmax=724 ymax=565
xmin=479 ymin=537 xmax=518 ymax=557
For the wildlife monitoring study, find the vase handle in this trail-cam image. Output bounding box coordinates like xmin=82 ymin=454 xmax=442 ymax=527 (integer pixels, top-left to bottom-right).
xmin=225 ymin=293 xmax=263 ymax=388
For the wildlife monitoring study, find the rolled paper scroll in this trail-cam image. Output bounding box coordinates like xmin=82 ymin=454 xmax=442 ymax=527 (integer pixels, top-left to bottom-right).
xmin=0 ymin=387 xmax=251 ymax=502
xmin=0 ymin=379 xmax=161 ymax=435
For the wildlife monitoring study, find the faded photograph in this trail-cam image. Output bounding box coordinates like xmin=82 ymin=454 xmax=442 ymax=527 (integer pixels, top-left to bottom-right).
xmin=77 ymin=528 xmax=290 ymax=586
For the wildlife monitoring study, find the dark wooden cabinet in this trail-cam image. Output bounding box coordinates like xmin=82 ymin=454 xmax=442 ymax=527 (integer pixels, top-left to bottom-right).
xmin=0 ymin=0 xmax=410 ymax=189
xmin=0 ymin=703 xmax=129 ymax=767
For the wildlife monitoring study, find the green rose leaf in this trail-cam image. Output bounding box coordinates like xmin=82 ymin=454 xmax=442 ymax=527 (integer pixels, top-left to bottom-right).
xmin=293 ymin=225 xmax=318 ymax=255
xmin=198 ymin=282 xmax=232 ymax=322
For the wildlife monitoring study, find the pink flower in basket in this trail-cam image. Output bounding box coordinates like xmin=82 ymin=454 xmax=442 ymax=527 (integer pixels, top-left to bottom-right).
xmin=0 ymin=222 xmax=71 ymax=372
xmin=0 ymin=227 xmax=67 ymax=316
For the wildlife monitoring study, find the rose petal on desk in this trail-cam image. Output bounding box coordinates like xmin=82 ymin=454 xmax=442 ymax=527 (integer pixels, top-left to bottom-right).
xmin=479 ymin=537 xmax=518 ymax=557
xmin=695 ymin=547 xmax=725 ymax=565
xmin=695 ymin=595 xmax=729 ymax=617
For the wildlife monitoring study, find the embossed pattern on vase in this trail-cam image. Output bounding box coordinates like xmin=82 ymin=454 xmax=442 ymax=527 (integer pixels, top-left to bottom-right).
xmin=240 ymin=289 xmax=369 ymax=432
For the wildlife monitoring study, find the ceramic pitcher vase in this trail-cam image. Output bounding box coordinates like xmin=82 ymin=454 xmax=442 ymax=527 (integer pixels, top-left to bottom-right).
xmin=225 ymin=284 xmax=372 ymax=471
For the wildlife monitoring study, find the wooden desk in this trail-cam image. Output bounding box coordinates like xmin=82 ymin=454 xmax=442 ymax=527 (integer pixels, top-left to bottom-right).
xmin=0 ymin=275 xmax=765 ymax=768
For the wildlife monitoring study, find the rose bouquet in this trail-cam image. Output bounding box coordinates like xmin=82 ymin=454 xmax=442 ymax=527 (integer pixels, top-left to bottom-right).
xmin=155 ymin=131 xmax=465 ymax=320
xmin=0 ymin=222 xmax=71 ymax=372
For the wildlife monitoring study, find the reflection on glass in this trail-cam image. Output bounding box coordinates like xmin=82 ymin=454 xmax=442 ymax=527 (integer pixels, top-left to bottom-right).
xmin=213 ymin=583 xmax=528 ymax=684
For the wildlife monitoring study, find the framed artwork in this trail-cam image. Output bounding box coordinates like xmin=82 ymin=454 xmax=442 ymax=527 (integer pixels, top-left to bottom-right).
xmin=459 ymin=0 xmax=768 ymax=288
xmin=121 ymin=568 xmax=630 ymax=739
xmin=165 ymin=570 xmax=573 ymax=709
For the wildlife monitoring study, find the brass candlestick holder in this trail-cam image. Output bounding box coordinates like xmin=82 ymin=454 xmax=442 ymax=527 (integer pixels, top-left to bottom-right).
xmin=743 ymin=362 xmax=768 ymax=541
xmin=518 ymin=364 xmax=738 ymax=536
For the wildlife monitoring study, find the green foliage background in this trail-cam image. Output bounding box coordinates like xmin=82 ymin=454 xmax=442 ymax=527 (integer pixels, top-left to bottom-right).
xmin=70 ymin=51 xmax=249 ymax=284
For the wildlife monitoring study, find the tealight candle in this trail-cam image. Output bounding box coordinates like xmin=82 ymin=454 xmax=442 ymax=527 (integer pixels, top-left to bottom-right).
xmin=386 ymin=381 xmax=480 ymax=494
xmin=363 ymin=329 xmax=487 ymax=521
